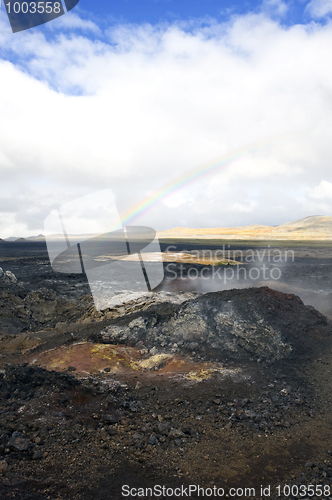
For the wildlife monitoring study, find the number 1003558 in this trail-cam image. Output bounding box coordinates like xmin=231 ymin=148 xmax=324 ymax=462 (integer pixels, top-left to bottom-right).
xmin=5 ymin=2 xmax=62 ymax=14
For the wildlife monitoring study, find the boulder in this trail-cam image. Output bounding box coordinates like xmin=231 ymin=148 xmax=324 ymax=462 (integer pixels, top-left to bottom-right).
xmin=0 ymin=268 xmax=17 ymax=284
xmin=7 ymin=432 xmax=31 ymax=451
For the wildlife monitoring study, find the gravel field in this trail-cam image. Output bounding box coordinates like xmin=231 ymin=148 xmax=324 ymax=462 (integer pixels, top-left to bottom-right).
xmin=1 ymin=241 xmax=332 ymax=499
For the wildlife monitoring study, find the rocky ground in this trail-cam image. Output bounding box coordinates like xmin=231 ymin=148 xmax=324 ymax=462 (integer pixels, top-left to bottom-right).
xmin=1 ymin=243 xmax=332 ymax=499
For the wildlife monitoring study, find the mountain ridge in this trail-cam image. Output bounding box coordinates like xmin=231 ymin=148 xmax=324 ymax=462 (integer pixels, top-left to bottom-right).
xmin=2 ymin=216 xmax=332 ymax=241
xmin=157 ymin=215 xmax=332 ymax=240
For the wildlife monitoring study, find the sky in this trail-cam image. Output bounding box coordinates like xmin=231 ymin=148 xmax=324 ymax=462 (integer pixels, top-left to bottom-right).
xmin=1 ymin=0 xmax=332 ymax=236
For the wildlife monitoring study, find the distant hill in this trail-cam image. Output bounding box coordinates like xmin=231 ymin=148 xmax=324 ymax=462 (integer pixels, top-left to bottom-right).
xmin=27 ymin=234 xmax=45 ymax=241
xmin=276 ymin=216 xmax=332 ymax=232
xmin=5 ymin=236 xmax=20 ymax=241
xmin=3 ymin=217 xmax=332 ymax=243
xmin=158 ymin=216 xmax=332 ymax=240
xmin=3 ymin=234 xmax=45 ymax=242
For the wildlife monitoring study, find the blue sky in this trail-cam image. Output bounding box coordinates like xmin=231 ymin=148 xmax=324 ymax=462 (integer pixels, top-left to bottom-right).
xmin=1 ymin=0 xmax=329 ymax=36
xmin=81 ymin=0 xmax=264 ymax=24
xmin=79 ymin=0 xmax=307 ymax=26
xmin=1 ymin=0 xmax=332 ymax=236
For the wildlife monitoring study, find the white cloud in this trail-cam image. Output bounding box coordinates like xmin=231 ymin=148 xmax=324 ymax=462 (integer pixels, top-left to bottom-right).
xmin=261 ymin=0 xmax=289 ymax=17
xmin=305 ymin=0 xmax=332 ymax=19
xmin=307 ymin=180 xmax=332 ymax=198
xmin=57 ymin=12 xmax=101 ymax=32
xmin=230 ymin=201 xmax=258 ymax=213
xmin=1 ymin=13 xmax=332 ymax=235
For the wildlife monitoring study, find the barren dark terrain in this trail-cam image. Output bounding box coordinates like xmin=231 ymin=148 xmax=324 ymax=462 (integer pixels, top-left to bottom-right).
xmin=1 ymin=240 xmax=332 ymax=499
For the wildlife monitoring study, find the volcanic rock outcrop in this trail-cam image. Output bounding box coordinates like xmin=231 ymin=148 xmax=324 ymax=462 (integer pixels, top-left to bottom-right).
xmin=1 ymin=262 xmax=331 ymax=367
xmin=0 ymin=267 xmax=17 ymax=284
xmin=100 ymin=287 xmax=332 ymax=363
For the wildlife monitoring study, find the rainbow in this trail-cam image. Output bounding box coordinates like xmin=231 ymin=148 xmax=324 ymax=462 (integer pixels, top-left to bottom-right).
xmin=116 ymin=133 xmax=295 ymax=229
